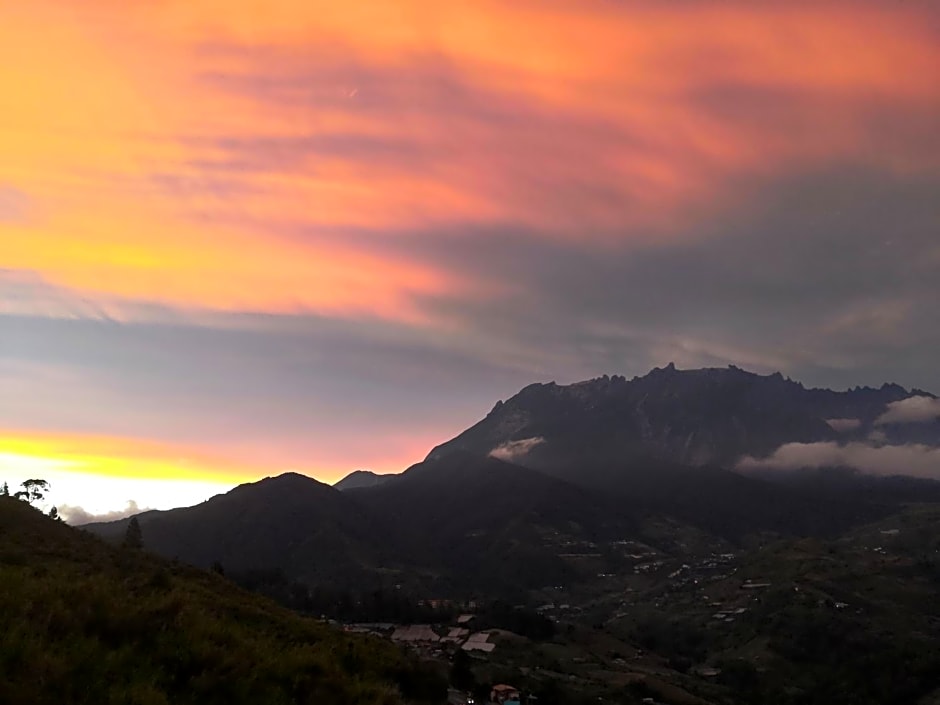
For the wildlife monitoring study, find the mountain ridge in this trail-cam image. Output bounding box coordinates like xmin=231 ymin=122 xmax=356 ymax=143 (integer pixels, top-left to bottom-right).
xmin=84 ymin=364 xmax=940 ymax=597
xmin=427 ymin=363 xmax=937 ymax=470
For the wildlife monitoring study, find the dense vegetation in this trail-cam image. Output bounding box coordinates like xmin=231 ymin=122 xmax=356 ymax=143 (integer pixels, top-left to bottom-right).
xmin=0 ymin=496 xmax=445 ymax=705
xmin=228 ymin=568 xmax=453 ymax=623
xmin=228 ymin=568 xmax=554 ymax=641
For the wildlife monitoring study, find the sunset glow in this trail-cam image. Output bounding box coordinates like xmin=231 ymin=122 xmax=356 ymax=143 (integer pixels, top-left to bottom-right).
xmin=2 ymin=1 xmax=938 ymax=519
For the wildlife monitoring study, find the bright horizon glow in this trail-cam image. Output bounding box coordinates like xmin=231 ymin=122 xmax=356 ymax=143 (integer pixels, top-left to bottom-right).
xmin=2 ymin=464 xmax=236 ymax=524
xmin=0 ymin=431 xmax=399 ymax=521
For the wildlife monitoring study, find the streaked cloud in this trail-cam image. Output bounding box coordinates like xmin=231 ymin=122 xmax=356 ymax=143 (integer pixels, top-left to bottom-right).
xmin=0 ymin=187 xmax=30 ymax=223
xmin=0 ymin=430 xmax=252 ymax=483
xmin=2 ymin=2 xmax=938 ymax=320
xmin=489 ymin=437 xmax=545 ymax=462
xmin=0 ymin=312 xmax=532 ymax=479
xmin=827 ymin=419 xmax=862 ymax=433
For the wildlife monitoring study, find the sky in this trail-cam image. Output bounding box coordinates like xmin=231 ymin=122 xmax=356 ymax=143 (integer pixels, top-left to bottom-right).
xmin=1 ymin=1 xmax=939 ymax=521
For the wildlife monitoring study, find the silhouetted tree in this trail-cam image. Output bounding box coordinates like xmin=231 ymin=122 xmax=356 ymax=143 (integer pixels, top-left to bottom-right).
xmin=211 ymin=561 xmax=225 ymax=576
xmin=15 ymin=479 xmax=50 ymax=505
xmin=450 ymin=648 xmax=476 ymax=692
xmin=123 ymin=517 xmax=143 ymax=550
xmin=48 ymin=506 xmax=61 ymax=522
xmin=1 ymin=482 xmax=9 ymax=496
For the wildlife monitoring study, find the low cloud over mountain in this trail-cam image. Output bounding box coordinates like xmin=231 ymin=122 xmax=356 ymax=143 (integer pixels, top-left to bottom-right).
xmin=738 ymin=442 xmax=940 ymax=479
xmin=876 ymin=396 xmax=940 ymax=426
xmin=489 ymin=437 xmax=545 ymax=462
xmin=58 ymin=500 xmax=148 ymax=526
xmin=826 ymin=418 xmax=862 ymax=432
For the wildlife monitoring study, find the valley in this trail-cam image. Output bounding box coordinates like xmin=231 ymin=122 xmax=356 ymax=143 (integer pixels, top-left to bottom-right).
xmin=328 ymin=506 xmax=940 ymax=705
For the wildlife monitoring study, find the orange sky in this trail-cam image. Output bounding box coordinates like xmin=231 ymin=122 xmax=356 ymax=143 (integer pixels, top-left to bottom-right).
xmin=1 ymin=1 xmax=938 ymax=518
xmin=3 ymin=2 xmax=937 ymax=315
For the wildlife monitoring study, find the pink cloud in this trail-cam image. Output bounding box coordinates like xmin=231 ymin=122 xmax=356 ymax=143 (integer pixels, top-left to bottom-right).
xmin=875 ymin=396 xmax=940 ymax=426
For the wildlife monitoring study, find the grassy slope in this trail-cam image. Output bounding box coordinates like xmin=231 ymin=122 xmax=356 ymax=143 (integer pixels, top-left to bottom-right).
xmin=0 ymin=497 xmax=437 ymax=705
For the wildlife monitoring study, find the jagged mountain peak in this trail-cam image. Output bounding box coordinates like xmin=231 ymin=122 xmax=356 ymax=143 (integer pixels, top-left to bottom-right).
xmin=427 ymin=365 xmax=933 ymax=469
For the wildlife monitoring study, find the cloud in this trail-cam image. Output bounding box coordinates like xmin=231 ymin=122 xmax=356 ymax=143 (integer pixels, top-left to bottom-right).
xmin=0 ymin=186 xmax=30 ymax=223
xmin=875 ymin=396 xmax=940 ymax=425
xmin=489 ymin=437 xmax=545 ymax=462
xmin=0 ymin=310 xmax=536 ymax=477
xmin=189 ymin=4 xmax=940 ymax=246
xmin=0 ymin=269 xmax=116 ymax=319
xmin=826 ymin=418 xmax=862 ymax=432
xmin=58 ymin=500 xmax=149 ymax=526
xmin=738 ymin=442 xmax=940 ymax=479
xmin=7 ymin=2 xmax=939 ymax=324
xmin=403 ymin=168 xmax=940 ymax=390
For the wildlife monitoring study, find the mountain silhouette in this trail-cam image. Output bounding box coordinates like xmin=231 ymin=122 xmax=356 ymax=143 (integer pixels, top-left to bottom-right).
xmin=86 ymin=365 xmax=939 ymax=594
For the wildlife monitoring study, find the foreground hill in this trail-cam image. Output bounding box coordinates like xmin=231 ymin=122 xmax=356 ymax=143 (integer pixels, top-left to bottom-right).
xmin=0 ymin=496 xmax=442 ymax=705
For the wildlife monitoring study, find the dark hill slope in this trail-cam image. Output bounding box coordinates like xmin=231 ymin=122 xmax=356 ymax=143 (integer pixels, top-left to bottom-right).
xmin=554 ymin=457 xmax=886 ymax=539
xmin=350 ymin=453 xmax=644 ymax=592
xmin=0 ymin=496 xmax=441 ymax=705
xmin=87 ymin=473 xmax=403 ymax=584
xmin=89 ymin=461 xmax=650 ymax=594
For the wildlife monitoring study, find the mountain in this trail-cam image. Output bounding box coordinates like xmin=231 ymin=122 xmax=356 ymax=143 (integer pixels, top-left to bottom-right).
xmin=88 ymin=473 xmax=403 ymax=585
xmin=335 ymin=469 xmax=393 ymax=491
xmin=86 ymin=459 xmax=882 ymax=599
xmin=88 ymin=459 xmax=655 ymax=595
xmin=0 ymin=496 xmax=443 ymax=705
xmin=427 ymin=363 xmax=937 ymax=469
xmin=419 ymin=364 xmax=935 ymax=538
xmin=84 ymin=365 xmax=939 ymax=597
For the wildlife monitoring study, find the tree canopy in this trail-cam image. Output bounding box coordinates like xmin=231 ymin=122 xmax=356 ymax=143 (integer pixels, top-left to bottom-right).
xmin=13 ymin=479 xmax=50 ymax=505
xmin=123 ymin=516 xmax=143 ymax=550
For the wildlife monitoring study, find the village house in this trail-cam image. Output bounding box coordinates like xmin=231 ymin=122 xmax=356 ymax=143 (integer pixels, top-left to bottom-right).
xmin=461 ymin=631 xmax=496 ymax=653
xmin=490 ymin=684 xmax=521 ymax=704
xmin=390 ymin=625 xmax=439 ymax=643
